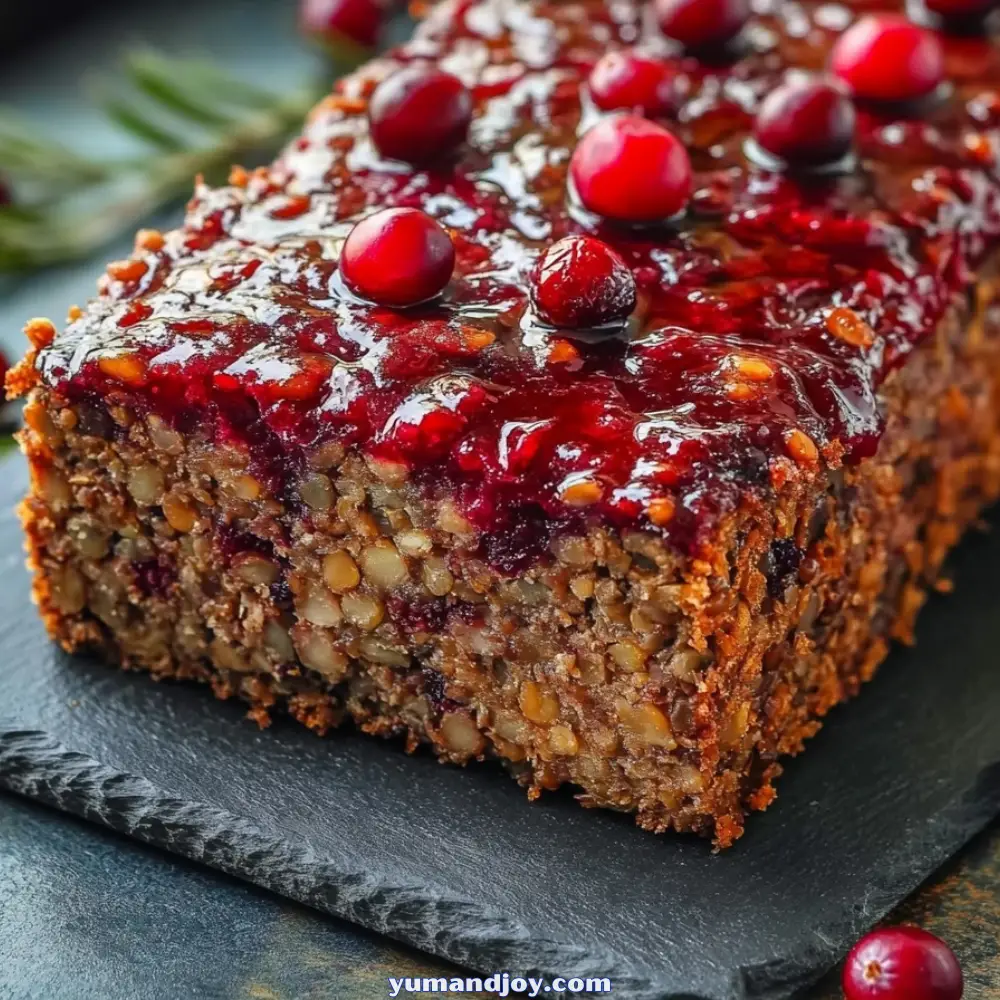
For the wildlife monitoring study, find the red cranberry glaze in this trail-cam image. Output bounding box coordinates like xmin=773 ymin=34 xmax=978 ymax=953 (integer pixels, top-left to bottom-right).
xmin=300 ymin=0 xmax=385 ymax=49
xmin=570 ymin=115 xmax=693 ymax=222
xmin=753 ymin=75 xmax=856 ymax=167
xmin=923 ymin=0 xmax=996 ymax=16
xmin=530 ymin=235 xmax=636 ymax=328
xmin=587 ymin=51 xmax=677 ymax=115
xmin=368 ymin=64 xmax=473 ymax=165
xmin=341 ymin=207 xmax=455 ymax=306
xmin=842 ymin=927 xmax=963 ymax=1000
xmin=655 ymin=0 xmax=750 ymax=49
xmin=34 ymin=0 xmax=1000 ymax=572
xmin=831 ymin=15 xmax=945 ymax=102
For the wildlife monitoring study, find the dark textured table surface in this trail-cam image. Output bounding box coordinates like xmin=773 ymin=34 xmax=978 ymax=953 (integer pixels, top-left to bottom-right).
xmin=0 ymin=792 xmax=997 ymax=1000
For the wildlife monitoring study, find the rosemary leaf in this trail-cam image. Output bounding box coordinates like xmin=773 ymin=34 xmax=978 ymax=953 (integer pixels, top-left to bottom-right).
xmin=97 ymin=93 xmax=190 ymax=152
xmin=124 ymin=51 xmax=239 ymax=129
xmin=156 ymin=58 xmax=289 ymax=110
xmin=0 ymin=115 xmax=113 ymax=184
xmin=0 ymin=55 xmax=326 ymax=271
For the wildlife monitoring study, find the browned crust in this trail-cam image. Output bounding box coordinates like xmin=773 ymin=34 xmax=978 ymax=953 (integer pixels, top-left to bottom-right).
xmin=10 ymin=269 xmax=1000 ymax=848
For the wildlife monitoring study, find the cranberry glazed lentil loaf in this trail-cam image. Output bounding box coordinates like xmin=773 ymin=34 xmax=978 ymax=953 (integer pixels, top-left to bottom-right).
xmin=9 ymin=0 xmax=1000 ymax=847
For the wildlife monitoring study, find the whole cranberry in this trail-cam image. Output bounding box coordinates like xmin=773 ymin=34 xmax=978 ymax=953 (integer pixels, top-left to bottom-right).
xmin=300 ymin=0 xmax=385 ymax=49
xmin=570 ymin=115 xmax=693 ymax=223
xmin=588 ymin=51 xmax=677 ymax=116
xmin=831 ymin=15 xmax=945 ymax=102
xmin=340 ymin=207 xmax=455 ymax=307
xmin=655 ymin=0 xmax=750 ymax=49
xmin=753 ymin=75 xmax=856 ymax=166
xmin=369 ymin=65 xmax=473 ymax=166
xmin=0 ymin=348 xmax=9 ymax=391
xmin=530 ymin=236 xmax=636 ymax=328
xmin=843 ymin=927 xmax=963 ymax=1000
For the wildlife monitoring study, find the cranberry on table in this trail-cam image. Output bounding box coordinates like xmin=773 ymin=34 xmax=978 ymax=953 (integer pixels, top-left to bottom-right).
xmin=923 ymin=0 xmax=996 ymax=17
xmin=300 ymin=0 xmax=385 ymax=49
xmin=570 ymin=115 xmax=693 ymax=223
xmin=530 ymin=235 xmax=636 ymax=329
xmin=655 ymin=0 xmax=750 ymax=49
xmin=369 ymin=65 xmax=473 ymax=166
xmin=340 ymin=207 xmax=455 ymax=307
xmin=753 ymin=75 xmax=856 ymax=167
xmin=842 ymin=927 xmax=963 ymax=1000
xmin=831 ymin=15 xmax=945 ymax=102
xmin=587 ymin=51 xmax=677 ymax=116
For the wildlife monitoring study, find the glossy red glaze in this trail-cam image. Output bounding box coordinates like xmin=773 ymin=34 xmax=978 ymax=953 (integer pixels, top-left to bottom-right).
xmin=654 ymin=0 xmax=750 ymax=49
xmin=34 ymin=0 xmax=1000 ymax=572
xmin=570 ymin=115 xmax=693 ymax=222
xmin=368 ymin=64 xmax=473 ymax=165
xmin=587 ymin=51 xmax=677 ymax=115
xmin=831 ymin=14 xmax=945 ymax=102
xmin=530 ymin=235 xmax=636 ymax=328
xmin=842 ymin=927 xmax=963 ymax=1000
xmin=300 ymin=0 xmax=385 ymax=49
xmin=340 ymin=207 xmax=455 ymax=306
xmin=753 ymin=76 xmax=856 ymax=166
xmin=923 ymin=0 xmax=996 ymax=16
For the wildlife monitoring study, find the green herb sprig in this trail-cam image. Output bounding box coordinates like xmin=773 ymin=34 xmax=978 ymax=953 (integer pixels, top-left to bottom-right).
xmin=0 ymin=51 xmax=330 ymax=271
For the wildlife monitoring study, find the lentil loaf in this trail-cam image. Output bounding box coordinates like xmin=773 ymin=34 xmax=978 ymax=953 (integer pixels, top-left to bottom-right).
xmin=9 ymin=0 xmax=1000 ymax=847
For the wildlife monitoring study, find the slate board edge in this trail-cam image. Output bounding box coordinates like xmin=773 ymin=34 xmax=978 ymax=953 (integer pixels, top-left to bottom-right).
xmin=3 ymin=725 xmax=1000 ymax=1000
xmin=0 ymin=726 xmax=689 ymax=1000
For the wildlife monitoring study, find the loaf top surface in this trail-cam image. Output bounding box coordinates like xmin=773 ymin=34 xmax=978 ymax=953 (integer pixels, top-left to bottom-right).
xmin=27 ymin=0 xmax=1000 ymax=569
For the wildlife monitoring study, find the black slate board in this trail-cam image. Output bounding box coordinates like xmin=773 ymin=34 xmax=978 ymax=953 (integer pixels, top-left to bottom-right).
xmin=1 ymin=454 xmax=999 ymax=1000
